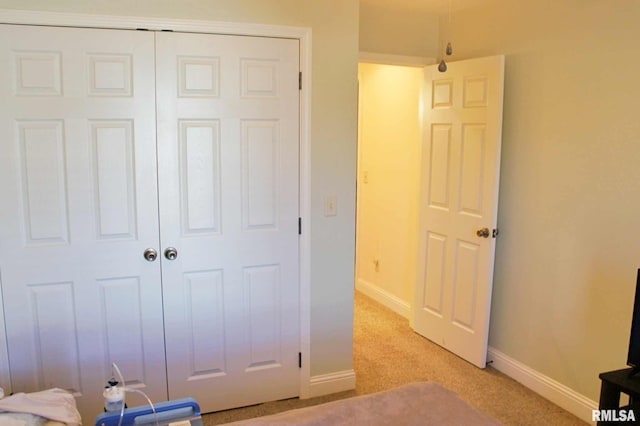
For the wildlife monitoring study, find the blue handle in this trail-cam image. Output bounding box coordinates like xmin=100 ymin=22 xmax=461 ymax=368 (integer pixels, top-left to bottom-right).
xmin=95 ymin=397 xmax=201 ymax=426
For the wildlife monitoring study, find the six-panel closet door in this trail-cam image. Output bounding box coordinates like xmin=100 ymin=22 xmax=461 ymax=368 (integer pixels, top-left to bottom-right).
xmin=0 ymin=25 xmax=167 ymax=419
xmin=0 ymin=23 xmax=301 ymax=420
xmin=155 ymin=31 xmax=301 ymax=413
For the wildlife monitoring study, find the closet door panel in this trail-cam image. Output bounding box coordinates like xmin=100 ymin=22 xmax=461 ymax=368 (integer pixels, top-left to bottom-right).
xmin=0 ymin=25 xmax=167 ymax=420
xmin=156 ymin=32 xmax=300 ymax=413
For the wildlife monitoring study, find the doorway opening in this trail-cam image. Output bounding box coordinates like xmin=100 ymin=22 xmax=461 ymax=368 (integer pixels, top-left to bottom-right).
xmin=355 ymin=60 xmax=426 ymax=321
xmin=355 ymin=53 xmax=506 ymax=373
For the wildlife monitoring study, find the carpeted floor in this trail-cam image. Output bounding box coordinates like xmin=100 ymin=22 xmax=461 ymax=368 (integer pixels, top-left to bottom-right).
xmin=203 ymin=291 xmax=587 ymax=425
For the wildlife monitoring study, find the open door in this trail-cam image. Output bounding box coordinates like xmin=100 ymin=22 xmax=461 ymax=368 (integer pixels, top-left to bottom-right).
xmin=413 ymin=55 xmax=505 ymax=368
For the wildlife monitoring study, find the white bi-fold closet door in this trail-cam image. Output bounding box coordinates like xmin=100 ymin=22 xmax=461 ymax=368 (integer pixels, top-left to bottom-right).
xmin=0 ymin=24 xmax=300 ymax=419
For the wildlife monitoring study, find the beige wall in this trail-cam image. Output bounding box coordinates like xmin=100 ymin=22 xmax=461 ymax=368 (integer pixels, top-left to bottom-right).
xmin=445 ymin=0 xmax=640 ymax=400
xmin=356 ymin=63 xmax=422 ymax=311
xmin=0 ymin=0 xmax=359 ymax=378
xmin=359 ymin=3 xmax=439 ymax=58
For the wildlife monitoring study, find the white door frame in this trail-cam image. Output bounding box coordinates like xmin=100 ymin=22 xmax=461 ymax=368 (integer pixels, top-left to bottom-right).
xmin=0 ymin=8 xmax=313 ymax=399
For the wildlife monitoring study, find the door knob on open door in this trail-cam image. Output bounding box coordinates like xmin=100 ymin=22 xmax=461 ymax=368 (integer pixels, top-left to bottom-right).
xmin=476 ymin=228 xmax=490 ymax=238
xmin=164 ymin=247 xmax=178 ymax=260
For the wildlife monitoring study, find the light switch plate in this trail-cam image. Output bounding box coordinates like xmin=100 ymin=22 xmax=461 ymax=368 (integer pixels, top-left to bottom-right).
xmin=324 ymin=195 xmax=337 ymax=216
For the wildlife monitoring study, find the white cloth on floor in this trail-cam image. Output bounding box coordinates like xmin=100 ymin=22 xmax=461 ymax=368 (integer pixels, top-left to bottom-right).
xmin=0 ymin=388 xmax=81 ymax=426
xmin=0 ymin=412 xmax=52 ymax=426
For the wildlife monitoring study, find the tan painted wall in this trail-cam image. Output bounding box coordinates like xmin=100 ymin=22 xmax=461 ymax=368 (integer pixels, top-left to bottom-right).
xmin=0 ymin=0 xmax=359 ymax=378
xmin=356 ymin=63 xmax=423 ymax=309
xmin=359 ymin=3 xmax=439 ymax=58
xmin=445 ymin=0 xmax=640 ymax=400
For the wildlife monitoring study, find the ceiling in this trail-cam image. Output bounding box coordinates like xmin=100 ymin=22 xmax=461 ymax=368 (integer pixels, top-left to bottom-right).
xmin=359 ymin=0 xmax=491 ymax=15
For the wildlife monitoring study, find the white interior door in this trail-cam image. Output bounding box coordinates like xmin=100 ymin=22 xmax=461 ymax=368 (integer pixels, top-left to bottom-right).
xmin=155 ymin=32 xmax=301 ymax=412
xmin=0 ymin=24 xmax=167 ymax=419
xmin=413 ymin=55 xmax=504 ymax=368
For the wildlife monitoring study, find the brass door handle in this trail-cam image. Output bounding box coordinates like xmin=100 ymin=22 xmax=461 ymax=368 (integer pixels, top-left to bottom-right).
xmin=476 ymin=228 xmax=490 ymax=238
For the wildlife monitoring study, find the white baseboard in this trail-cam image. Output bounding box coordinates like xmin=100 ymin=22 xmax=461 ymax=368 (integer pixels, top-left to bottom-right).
xmin=487 ymin=347 xmax=598 ymax=424
xmin=356 ymin=278 xmax=411 ymax=319
xmin=305 ymin=369 xmax=356 ymax=399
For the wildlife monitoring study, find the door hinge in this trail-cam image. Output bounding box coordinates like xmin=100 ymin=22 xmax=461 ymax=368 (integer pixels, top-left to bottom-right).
xmin=492 ymin=228 xmax=499 ymax=238
xmin=298 ymin=352 xmax=302 ymax=368
xmin=298 ymin=217 xmax=302 ymax=235
xmin=299 ymin=72 xmax=302 ymax=90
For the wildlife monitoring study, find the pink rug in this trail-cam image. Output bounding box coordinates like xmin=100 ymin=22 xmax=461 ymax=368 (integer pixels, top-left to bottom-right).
xmin=221 ymin=382 xmax=501 ymax=425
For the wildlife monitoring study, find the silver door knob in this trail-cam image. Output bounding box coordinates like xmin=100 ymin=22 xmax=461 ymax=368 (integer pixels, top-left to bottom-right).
xmin=143 ymin=248 xmax=158 ymax=262
xmin=476 ymin=227 xmax=490 ymax=238
xmin=164 ymin=247 xmax=178 ymax=260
